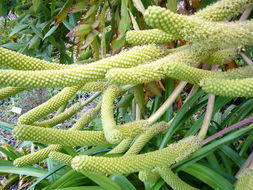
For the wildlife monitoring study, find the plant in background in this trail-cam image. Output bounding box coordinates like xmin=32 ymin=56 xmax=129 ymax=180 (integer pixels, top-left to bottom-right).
xmin=1 ymin=0 xmax=253 ymax=190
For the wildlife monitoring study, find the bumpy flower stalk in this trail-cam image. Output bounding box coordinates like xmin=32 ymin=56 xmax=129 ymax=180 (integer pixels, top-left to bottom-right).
xmin=13 ymin=145 xmax=62 ymax=167
xmin=194 ymin=0 xmax=253 ymax=21
xmin=70 ymin=102 xmax=101 ymax=131
xmin=139 ymin=169 xmax=160 ymax=184
xmin=107 ymin=46 xmax=251 ymax=85
xmin=101 ymin=85 xmax=150 ymax=143
xmin=203 ymin=48 xmax=239 ymax=65
xmin=201 ymin=77 xmax=253 ymax=97
xmin=166 ymin=64 xmax=253 ymax=85
xmin=33 ymin=102 xmax=83 ymax=127
xmin=0 ymin=87 xmax=26 ymax=100
xmin=157 ymin=167 xmax=199 ymax=190
xmin=109 ymin=50 xmax=253 ymax=85
xmin=71 ymin=136 xmax=202 ymax=174
xmin=125 ymin=122 xmax=168 ymax=156
xmin=14 ymin=125 xmax=107 ymax=146
xmin=107 ymin=138 xmax=133 ymax=154
xmin=139 ymin=167 xmax=199 ymax=189
xmin=145 ymin=6 xmax=253 ymax=48
xmin=126 ymin=29 xmax=176 ymax=45
xmin=101 ymin=85 xmax=123 ymax=144
xmin=0 ymin=47 xmax=76 ymax=70
xmin=18 ymin=86 xmax=81 ymax=125
xmin=235 ymin=168 xmax=253 ymax=190
xmin=117 ymin=120 xmax=149 ymax=139
xmin=127 ymin=0 xmax=253 ymax=45
xmin=106 ymin=43 xmax=213 ymax=85
xmin=0 ymin=45 xmax=166 ymax=88
xmin=13 ymin=103 xmax=101 ymax=167
xmin=130 ymin=122 xmax=198 ymax=189
xmin=16 ymin=119 xmax=149 ymax=147
xmin=80 ymin=81 xmax=109 ymax=92
xmin=33 ymin=92 xmax=101 ymax=127
xmin=48 ymin=151 xmax=73 ymax=166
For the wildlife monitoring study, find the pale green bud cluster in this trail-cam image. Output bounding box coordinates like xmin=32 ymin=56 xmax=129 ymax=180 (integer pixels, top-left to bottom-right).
xmin=194 ymin=0 xmax=253 ymax=21
xmin=81 ymin=81 xmax=109 ymax=92
xmin=18 ymin=86 xmax=81 ymax=125
xmin=144 ymin=6 xmax=253 ymax=48
xmin=70 ymin=102 xmax=101 ymax=131
xmin=107 ymin=138 xmax=133 ymax=154
xmin=235 ymin=168 xmax=253 ymax=190
xmin=107 ymin=44 xmax=237 ymax=85
xmin=101 ymin=85 xmax=123 ymax=144
xmin=138 ymin=169 xmax=160 ymax=184
xmin=101 ymin=85 xmax=150 ymax=143
xmin=33 ymin=102 xmax=83 ymax=127
xmin=127 ymin=0 xmax=253 ymax=45
xmin=157 ymin=167 xmax=198 ymax=190
xmin=126 ymin=29 xmax=176 ymax=45
xmin=7 ymin=0 xmax=253 ymax=180
xmin=71 ymin=136 xmax=202 ymax=174
xmin=13 ymin=145 xmax=62 ymax=167
xmin=125 ymin=122 xmax=168 ymax=156
xmin=13 ymin=125 xmax=107 ymax=146
xmin=0 ymin=45 xmax=166 ymax=88
xmin=201 ymin=77 xmax=253 ymax=97
xmin=13 ymin=103 xmax=101 ymax=166
xmin=117 ymin=120 xmax=150 ymax=140
xmin=0 ymin=47 xmax=75 ymax=70
xmin=139 ymin=167 xmax=198 ymax=190
xmin=0 ymin=87 xmax=26 ymax=100
xmin=203 ymin=48 xmax=239 ymax=65
xmin=48 ymin=151 xmax=73 ymax=166
xmin=107 ymin=47 xmax=253 ymax=86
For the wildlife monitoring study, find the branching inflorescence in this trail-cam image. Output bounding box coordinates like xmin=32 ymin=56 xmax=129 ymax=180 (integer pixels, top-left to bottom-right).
xmin=1 ymin=0 xmax=253 ymax=189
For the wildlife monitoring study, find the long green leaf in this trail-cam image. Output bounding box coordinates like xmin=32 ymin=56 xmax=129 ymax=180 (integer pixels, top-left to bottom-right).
xmin=0 ymin=161 xmax=47 ymax=177
xmin=110 ymin=174 xmax=136 ymax=190
xmin=159 ymin=90 xmax=205 ymax=149
xmin=9 ymin=24 xmax=28 ymax=37
xmin=0 ymin=121 xmax=15 ymax=131
xmin=83 ymin=172 xmax=121 ymax=190
xmin=173 ymin=124 xmax=253 ymax=171
xmin=57 ymin=187 xmax=104 ymax=190
xmin=27 ymin=165 xmax=65 ymax=190
xmin=182 ymin=163 xmax=233 ymax=190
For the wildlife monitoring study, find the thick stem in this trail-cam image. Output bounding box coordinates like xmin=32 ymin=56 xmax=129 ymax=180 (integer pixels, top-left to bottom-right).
xmin=239 ymin=7 xmax=253 ymax=21
xmin=197 ymin=94 xmax=215 ymax=139
xmin=148 ymin=81 xmax=187 ymax=125
xmin=203 ymin=116 xmax=253 ymax=144
xmin=240 ymin=52 xmax=253 ymax=65
xmin=184 ymin=85 xmax=199 ymax=103
xmin=236 ymin=151 xmax=253 ymax=177
xmin=198 ymin=65 xmax=218 ymax=139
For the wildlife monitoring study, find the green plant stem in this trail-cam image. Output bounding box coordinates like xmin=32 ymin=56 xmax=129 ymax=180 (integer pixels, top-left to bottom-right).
xmin=198 ymin=65 xmax=218 ymax=139
xmin=237 ymin=151 xmax=253 ymax=177
xmin=148 ymin=81 xmax=187 ymax=125
xmin=197 ymin=94 xmax=215 ymax=139
xmin=240 ymin=52 xmax=253 ymax=65
xmin=239 ymin=7 xmax=253 ymax=21
xmin=184 ymin=85 xmax=199 ymax=103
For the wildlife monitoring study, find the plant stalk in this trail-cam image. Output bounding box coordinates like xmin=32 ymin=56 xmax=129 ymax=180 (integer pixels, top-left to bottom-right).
xmin=203 ymin=115 xmax=253 ymax=144
xmin=148 ymin=81 xmax=187 ymax=125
